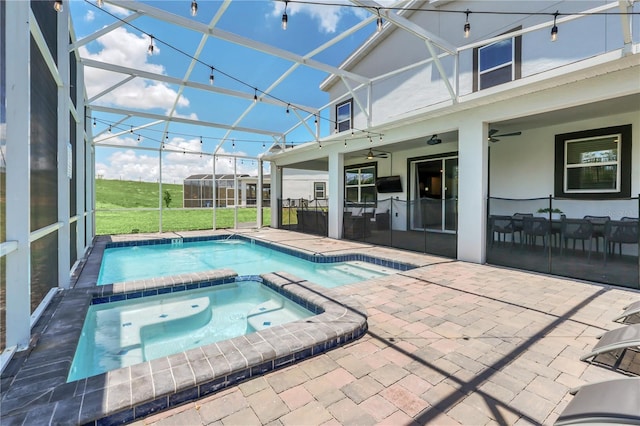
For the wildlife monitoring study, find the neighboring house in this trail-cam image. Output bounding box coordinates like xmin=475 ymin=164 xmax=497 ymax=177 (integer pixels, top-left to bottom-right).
xmin=265 ymin=1 xmax=640 ymax=287
xmin=183 ymin=172 xmax=328 ymax=207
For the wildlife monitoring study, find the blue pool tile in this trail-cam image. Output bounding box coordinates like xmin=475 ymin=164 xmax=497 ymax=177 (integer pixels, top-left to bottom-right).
xmin=250 ymin=361 xmax=273 ymax=376
xmin=199 ymin=377 xmax=226 ymax=397
xmin=169 ymin=387 xmax=199 ymax=407
xmin=109 ymin=294 xmax=126 ymax=302
xmin=142 ymin=289 xmax=157 ymax=297
xmin=227 ymin=369 xmax=250 ymax=386
xmin=157 ymin=287 xmax=172 ymax=295
xmin=274 ymin=354 xmax=294 ymax=368
xmin=172 ymin=285 xmax=186 ymax=292
xmin=126 ymin=292 xmax=143 ymax=300
xmin=92 ymin=297 xmax=110 ymax=305
xmin=134 ymin=397 xmax=168 ymax=419
xmin=185 ymin=283 xmax=199 ymax=290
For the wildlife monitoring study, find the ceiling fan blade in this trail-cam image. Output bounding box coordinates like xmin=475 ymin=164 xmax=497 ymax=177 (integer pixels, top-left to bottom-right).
xmin=488 ymin=128 xmax=500 ymax=137
xmin=489 ymin=137 xmax=500 ymax=143
xmin=495 ymin=131 xmax=522 ymax=137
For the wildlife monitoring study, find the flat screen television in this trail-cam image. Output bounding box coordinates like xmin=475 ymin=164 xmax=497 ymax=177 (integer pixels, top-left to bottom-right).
xmin=376 ymin=175 xmax=403 ymax=193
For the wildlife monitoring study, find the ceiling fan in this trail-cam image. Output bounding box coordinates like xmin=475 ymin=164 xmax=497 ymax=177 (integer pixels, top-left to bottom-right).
xmin=488 ymin=128 xmax=522 ymax=142
xmin=366 ymin=148 xmax=389 ymax=159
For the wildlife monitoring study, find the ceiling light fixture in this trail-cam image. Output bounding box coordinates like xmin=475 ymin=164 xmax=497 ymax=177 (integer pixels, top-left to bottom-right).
xmin=367 ymin=149 xmax=374 ymax=160
xmin=376 ymin=8 xmax=383 ymax=32
xmin=191 ymin=1 xmax=198 ymax=17
xmin=147 ymin=35 xmax=154 ymax=55
xmin=463 ymin=9 xmax=471 ymax=38
xmin=282 ymin=1 xmax=288 ymax=30
xmin=551 ymin=11 xmax=559 ymax=41
xmin=427 ymin=134 xmax=442 ymax=145
xmin=53 ymin=0 xmax=63 ymax=12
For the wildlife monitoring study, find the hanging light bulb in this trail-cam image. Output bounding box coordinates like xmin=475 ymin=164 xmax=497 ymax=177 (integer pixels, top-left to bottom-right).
xmin=108 ymin=125 xmax=112 ymax=133
xmin=314 ymin=114 xmax=318 ymax=124
xmin=344 ymin=140 xmax=347 ymax=147
xmin=232 ymin=139 xmax=235 ymax=149
xmin=200 ymin=136 xmax=203 ymax=144
xmin=53 ymin=0 xmax=63 ymax=12
xmin=282 ymin=1 xmax=288 ymax=30
xmin=376 ymin=8 xmax=383 ymax=33
xmin=130 ymin=126 xmax=133 ymax=133
xmin=166 ymin=133 xmax=169 ymax=141
xmin=209 ymin=66 xmax=214 ymax=85
xmin=318 ymin=141 xmax=322 ymax=149
xmin=262 ymin=142 xmax=265 ymax=148
xmin=286 ymin=104 xmax=290 ymax=114
xmin=191 ymin=0 xmax=198 ymax=17
xmin=253 ymin=88 xmax=258 ymax=103
xmin=137 ymin=134 xmax=141 ymax=142
xmin=93 ymin=118 xmax=96 ymax=127
xmin=464 ymin=9 xmax=471 ymax=38
xmin=147 ymin=35 xmax=154 ymax=55
xmin=96 ymin=0 xmax=103 ymax=7
xmin=551 ymin=11 xmax=559 ymax=42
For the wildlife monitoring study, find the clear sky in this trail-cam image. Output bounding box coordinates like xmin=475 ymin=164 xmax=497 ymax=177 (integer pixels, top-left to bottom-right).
xmin=70 ymin=0 xmax=378 ymax=183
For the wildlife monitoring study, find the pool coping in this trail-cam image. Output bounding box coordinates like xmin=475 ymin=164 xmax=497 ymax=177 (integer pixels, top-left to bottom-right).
xmin=0 ymin=237 xmax=378 ymax=425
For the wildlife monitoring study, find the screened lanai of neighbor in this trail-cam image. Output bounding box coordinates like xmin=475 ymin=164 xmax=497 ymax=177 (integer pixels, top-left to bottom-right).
xmin=1 ymin=0 xmax=640 ymax=418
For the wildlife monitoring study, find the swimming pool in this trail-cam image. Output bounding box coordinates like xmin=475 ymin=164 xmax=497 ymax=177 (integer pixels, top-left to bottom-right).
xmin=68 ymin=280 xmax=314 ymax=381
xmin=98 ymin=238 xmax=395 ymax=287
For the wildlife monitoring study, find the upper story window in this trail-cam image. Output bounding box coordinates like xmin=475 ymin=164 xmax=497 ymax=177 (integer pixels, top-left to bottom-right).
xmin=345 ymin=164 xmax=376 ymax=204
xmin=314 ymin=182 xmax=326 ymax=199
xmin=336 ymin=99 xmax=353 ymax=133
xmin=554 ymin=125 xmax=631 ymax=199
xmin=473 ymin=29 xmax=521 ymax=91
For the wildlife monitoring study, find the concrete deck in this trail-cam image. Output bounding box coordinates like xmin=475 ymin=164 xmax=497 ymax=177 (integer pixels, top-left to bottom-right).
xmin=3 ymin=227 xmax=640 ymax=425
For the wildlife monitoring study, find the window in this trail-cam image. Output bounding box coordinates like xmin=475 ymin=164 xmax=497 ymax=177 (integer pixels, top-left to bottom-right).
xmin=314 ymin=182 xmax=326 ymax=199
xmin=345 ymin=164 xmax=376 ymax=204
xmin=336 ymin=99 xmax=352 ymax=133
xmin=554 ymin=125 xmax=632 ymax=199
xmin=473 ymin=30 xmax=521 ymax=91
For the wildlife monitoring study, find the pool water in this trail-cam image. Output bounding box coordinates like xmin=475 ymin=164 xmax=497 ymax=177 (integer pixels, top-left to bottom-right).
xmin=98 ymin=239 xmax=392 ymax=287
xmin=67 ymin=281 xmax=313 ymax=381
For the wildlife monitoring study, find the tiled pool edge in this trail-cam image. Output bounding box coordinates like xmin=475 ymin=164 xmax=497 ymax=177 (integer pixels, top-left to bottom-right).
xmin=101 ymin=233 xmax=417 ymax=277
xmin=0 ymin=270 xmax=368 ymax=425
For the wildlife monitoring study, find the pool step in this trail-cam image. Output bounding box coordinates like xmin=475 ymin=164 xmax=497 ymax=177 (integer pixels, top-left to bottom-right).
xmin=247 ymin=299 xmax=285 ymax=331
xmin=119 ymin=296 xmax=211 ymax=348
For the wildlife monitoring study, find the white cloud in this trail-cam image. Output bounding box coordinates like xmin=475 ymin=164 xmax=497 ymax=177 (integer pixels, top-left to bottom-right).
xmin=103 ymin=3 xmax=131 ymax=17
xmin=84 ymin=10 xmax=95 ymax=22
xmin=95 ymin=138 xmax=258 ymax=184
xmin=271 ymin=1 xmax=346 ymax=33
xmin=80 ymin=27 xmax=190 ymax=111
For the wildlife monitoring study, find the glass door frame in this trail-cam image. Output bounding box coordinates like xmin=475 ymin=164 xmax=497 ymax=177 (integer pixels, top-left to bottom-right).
xmin=408 ymin=152 xmax=458 ymax=234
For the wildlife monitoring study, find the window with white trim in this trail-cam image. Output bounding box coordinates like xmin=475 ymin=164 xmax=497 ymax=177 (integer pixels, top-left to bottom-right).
xmin=345 ymin=165 xmax=376 ymax=204
xmin=564 ymin=134 xmax=620 ymax=193
xmin=336 ymin=99 xmax=352 ymax=133
xmin=473 ymin=29 xmax=521 ymax=91
xmin=314 ymin=182 xmax=326 ymax=199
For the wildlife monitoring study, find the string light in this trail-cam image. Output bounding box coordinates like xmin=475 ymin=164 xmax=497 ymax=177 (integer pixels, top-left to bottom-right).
xmin=200 ymin=136 xmax=203 ymax=144
xmin=130 ymin=126 xmax=133 ymax=133
xmin=191 ymin=1 xmax=198 ymax=17
xmin=148 ymin=35 xmax=154 ymax=55
xmin=344 ymin=140 xmax=347 ymax=147
xmin=209 ymin=67 xmax=214 ymax=85
xmin=286 ymin=104 xmax=290 ymax=114
xmin=551 ymin=11 xmax=559 ymax=41
xmin=137 ymin=134 xmax=141 ymax=142
xmin=232 ymin=139 xmax=235 ymax=149
xmin=53 ymin=0 xmax=63 ymax=12
xmin=254 ymin=88 xmax=258 ymax=103
xmin=376 ymin=8 xmax=383 ymax=32
xmin=464 ymin=9 xmax=471 ymax=38
xmin=282 ymin=1 xmax=288 ymax=30
xmin=314 ymin=115 xmax=318 ymax=124
xmin=93 ymin=118 xmax=96 ymax=127
xmin=108 ymin=125 xmax=111 ymax=133
xmin=318 ymin=141 xmax=322 ymax=149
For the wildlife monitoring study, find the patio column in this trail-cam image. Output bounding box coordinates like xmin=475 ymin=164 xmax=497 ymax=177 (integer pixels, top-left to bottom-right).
xmin=270 ymin=163 xmax=282 ymax=228
xmin=457 ymin=120 xmax=489 ymax=263
xmin=327 ymin=151 xmax=344 ymax=239
xmin=4 ymin=0 xmax=31 ymax=350
xmin=257 ymin=159 xmax=263 ymax=228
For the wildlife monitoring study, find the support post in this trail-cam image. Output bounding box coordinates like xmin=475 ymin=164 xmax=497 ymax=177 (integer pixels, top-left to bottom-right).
xmin=327 ymin=152 xmax=344 ymax=239
xmin=457 ymin=120 xmax=488 ymax=263
xmin=57 ymin=3 xmax=70 ymax=288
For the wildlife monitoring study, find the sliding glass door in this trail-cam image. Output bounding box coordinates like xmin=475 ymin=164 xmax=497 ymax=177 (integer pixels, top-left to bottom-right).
xmin=410 ymin=156 xmax=458 ymax=232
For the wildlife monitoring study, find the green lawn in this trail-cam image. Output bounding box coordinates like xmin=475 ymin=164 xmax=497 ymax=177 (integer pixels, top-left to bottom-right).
xmin=95 ymin=179 xmax=270 ymax=235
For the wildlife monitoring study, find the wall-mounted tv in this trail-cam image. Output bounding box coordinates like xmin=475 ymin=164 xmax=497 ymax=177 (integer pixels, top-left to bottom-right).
xmin=376 ymin=175 xmax=403 ymax=193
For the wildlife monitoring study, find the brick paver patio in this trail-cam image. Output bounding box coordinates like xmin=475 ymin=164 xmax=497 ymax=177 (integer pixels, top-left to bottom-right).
xmin=128 ymin=228 xmax=638 ymax=426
